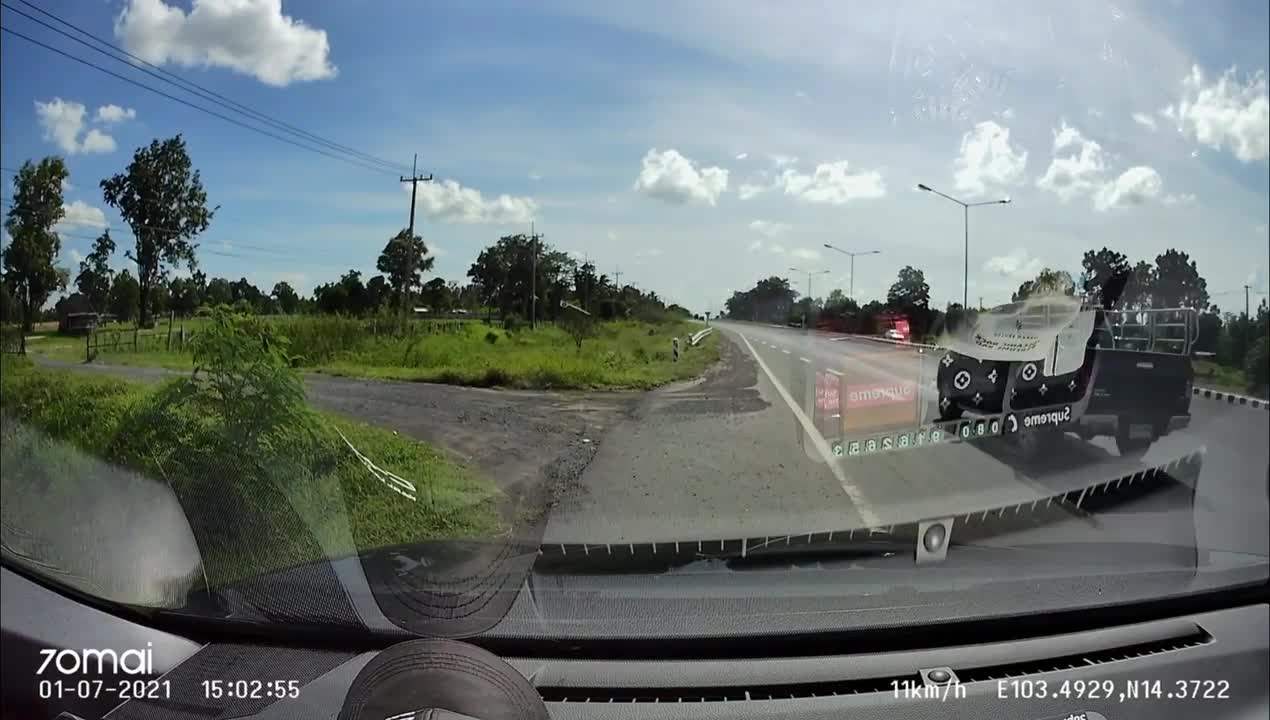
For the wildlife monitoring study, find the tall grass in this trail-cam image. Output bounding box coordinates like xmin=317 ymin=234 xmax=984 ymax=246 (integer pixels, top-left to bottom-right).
xmin=0 ymin=356 xmax=501 ymax=594
xmin=30 ymin=313 xmax=720 ymax=390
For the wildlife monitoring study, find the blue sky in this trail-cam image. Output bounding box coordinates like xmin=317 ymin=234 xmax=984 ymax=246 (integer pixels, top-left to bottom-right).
xmin=2 ymin=0 xmax=1267 ymax=313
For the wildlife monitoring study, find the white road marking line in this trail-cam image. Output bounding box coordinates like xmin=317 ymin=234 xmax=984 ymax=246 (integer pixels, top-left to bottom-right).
xmin=781 ymin=349 xmax=792 ymax=354
xmin=737 ymin=331 xmax=882 ymax=526
xmin=799 ymin=356 xmax=811 ymax=363
xmin=825 ymin=368 xmax=843 ymax=377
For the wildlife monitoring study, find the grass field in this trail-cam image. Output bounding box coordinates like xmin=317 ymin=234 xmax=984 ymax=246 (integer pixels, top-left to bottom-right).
xmin=1194 ymin=359 xmax=1266 ymax=398
xmin=25 ymin=315 xmax=720 ymax=390
xmin=0 ymin=356 xmax=501 ymax=599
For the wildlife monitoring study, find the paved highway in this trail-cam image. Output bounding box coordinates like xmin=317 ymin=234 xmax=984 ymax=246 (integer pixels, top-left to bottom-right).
xmin=543 ymin=321 xmax=1269 ymax=559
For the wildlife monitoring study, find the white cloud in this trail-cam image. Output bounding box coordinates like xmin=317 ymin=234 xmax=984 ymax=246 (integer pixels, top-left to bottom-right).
xmin=606 ymin=229 xmax=618 ymax=241
xmin=737 ymin=183 xmax=766 ymax=200
xmin=1037 ymin=122 xmax=1108 ymax=202
xmin=114 ymin=0 xmax=337 ymax=87
xmin=778 ymin=160 xmax=886 ymax=205
xmin=1162 ymin=192 xmax=1196 ymax=205
xmin=735 ymin=152 xmax=748 ymax=160
xmin=1094 ymin=165 xmax=1163 ymax=211
xmin=982 ymin=247 xmax=1043 ymax=280
xmin=409 ymin=179 xmax=537 ymax=224
xmin=80 ymin=129 xmax=117 ymax=154
xmin=34 ymin=98 xmax=117 ymax=155
xmin=770 ymin=153 xmax=798 ymax=168
xmin=999 ymin=107 xmax=1016 ymax=121
xmin=1087 ymin=107 xmax=1104 ymax=119
xmin=1039 ymin=123 xmax=1172 ymax=212
xmin=56 ymin=201 xmax=110 ymax=231
xmin=35 ymin=98 xmax=84 ymax=154
xmin=1131 ymin=112 xmax=1157 ymax=130
xmin=748 ymin=220 xmax=789 ymax=239
xmin=1163 ymin=65 xmax=1268 ymax=162
xmin=633 ymin=148 xmax=729 ymax=205
xmin=790 ymin=247 xmax=821 ymax=261
xmin=68 ymin=249 xmax=85 ymax=265
xmin=953 ymin=121 xmax=1028 ymax=197
xmin=95 ymin=104 xmax=137 ymax=124
xmin=528 ymin=171 xmax=543 ymax=181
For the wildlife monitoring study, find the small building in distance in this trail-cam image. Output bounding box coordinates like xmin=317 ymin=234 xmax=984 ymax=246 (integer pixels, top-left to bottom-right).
xmin=55 ymin=293 xmax=100 ymax=334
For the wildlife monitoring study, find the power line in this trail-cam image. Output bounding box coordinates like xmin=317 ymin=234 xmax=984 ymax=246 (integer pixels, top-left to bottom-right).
xmin=2 ymin=0 xmax=412 ymax=175
xmin=0 ymin=25 xmax=400 ymax=177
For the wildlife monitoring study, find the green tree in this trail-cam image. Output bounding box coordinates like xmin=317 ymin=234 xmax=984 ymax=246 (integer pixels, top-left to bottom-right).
xmin=0 ymin=282 xmax=13 ymax=323
xmin=573 ymin=261 xmax=600 ymax=310
xmin=101 ymin=135 xmax=214 ymax=327
xmin=108 ymin=269 xmax=140 ymax=322
xmin=467 ymin=234 xmax=575 ymax=321
xmin=168 ymin=276 xmax=201 ymax=316
xmin=376 ymin=229 xmax=433 ymax=311
xmin=1080 ymin=247 xmax=1130 ymax=305
xmin=724 ymin=276 xmax=797 ymax=323
xmin=419 ymin=277 xmax=451 ymax=310
xmin=1123 ymin=260 xmax=1156 ymax=309
xmin=365 ymin=274 xmax=390 ymax=312
xmin=271 ymin=281 xmax=300 ymax=314
xmin=1150 ymin=249 xmax=1209 ymax=309
xmin=204 ymin=277 xmax=233 ymax=306
xmin=76 ymin=229 xmax=116 ymax=313
xmin=1012 ymin=268 xmax=1075 ymax=302
xmin=338 ymin=270 xmax=369 ymax=315
xmin=2 ymin=157 xmax=70 ymax=331
xmin=887 ymin=266 xmax=931 ymax=309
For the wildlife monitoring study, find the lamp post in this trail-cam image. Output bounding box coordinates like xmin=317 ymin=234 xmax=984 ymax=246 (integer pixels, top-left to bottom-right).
xmin=789 ymin=266 xmax=830 ymax=328
xmin=822 ymin=244 xmax=880 ymax=300
xmin=916 ymin=183 xmax=1011 ymax=309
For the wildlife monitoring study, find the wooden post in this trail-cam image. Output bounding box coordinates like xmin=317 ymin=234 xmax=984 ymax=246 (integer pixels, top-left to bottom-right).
xmin=134 ymin=326 xmax=139 ymax=352
xmin=85 ymin=332 xmax=90 ymax=362
xmin=167 ymin=311 xmax=174 ymax=351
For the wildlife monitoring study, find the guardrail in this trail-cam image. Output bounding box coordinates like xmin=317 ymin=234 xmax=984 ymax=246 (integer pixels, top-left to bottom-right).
xmin=689 ymin=327 xmax=713 ymax=346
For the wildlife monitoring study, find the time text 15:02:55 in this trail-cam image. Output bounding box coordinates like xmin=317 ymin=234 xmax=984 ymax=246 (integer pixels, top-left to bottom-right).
xmin=201 ymin=679 xmax=301 ymax=699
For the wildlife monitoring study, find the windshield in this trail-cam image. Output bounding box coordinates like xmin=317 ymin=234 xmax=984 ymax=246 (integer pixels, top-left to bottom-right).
xmin=1 ymin=0 xmax=1266 ymax=639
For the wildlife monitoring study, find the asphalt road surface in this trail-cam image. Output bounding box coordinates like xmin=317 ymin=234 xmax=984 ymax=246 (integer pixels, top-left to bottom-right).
xmin=542 ymin=321 xmax=1269 ymax=560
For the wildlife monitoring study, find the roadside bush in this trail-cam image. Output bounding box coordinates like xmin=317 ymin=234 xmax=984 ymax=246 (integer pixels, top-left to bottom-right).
xmin=484 ymin=331 xmax=499 ymax=344
xmin=502 ymin=314 xmax=525 ymax=332
xmin=1246 ymin=335 xmax=1269 ymax=396
xmin=187 ymin=307 xmax=309 ymax=445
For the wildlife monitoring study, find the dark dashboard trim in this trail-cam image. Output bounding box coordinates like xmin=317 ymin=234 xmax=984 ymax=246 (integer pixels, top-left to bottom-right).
xmin=5 ymin=555 xmax=1265 ymax=662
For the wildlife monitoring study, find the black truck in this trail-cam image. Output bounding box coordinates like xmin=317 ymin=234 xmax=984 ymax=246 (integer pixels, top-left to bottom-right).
xmin=936 ymin=303 xmax=1196 ymax=460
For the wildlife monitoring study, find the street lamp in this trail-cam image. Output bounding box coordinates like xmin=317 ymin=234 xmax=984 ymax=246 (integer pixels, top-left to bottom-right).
xmin=916 ymin=183 xmax=1011 ymax=309
xmin=789 ymin=266 xmax=830 ymax=328
xmin=822 ymin=244 xmax=881 ymax=301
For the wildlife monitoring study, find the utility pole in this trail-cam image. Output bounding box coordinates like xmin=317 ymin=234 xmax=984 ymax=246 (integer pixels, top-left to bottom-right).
xmin=613 ymin=268 xmax=623 ymax=287
xmin=529 ymin=221 xmax=545 ymax=329
xmin=1246 ymin=284 xmax=1252 ymax=319
xmin=400 ymin=153 xmax=432 ymax=322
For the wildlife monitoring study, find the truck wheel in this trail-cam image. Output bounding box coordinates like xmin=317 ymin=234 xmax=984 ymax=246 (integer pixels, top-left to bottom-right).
xmin=1115 ymin=434 xmax=1152 ymax=461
